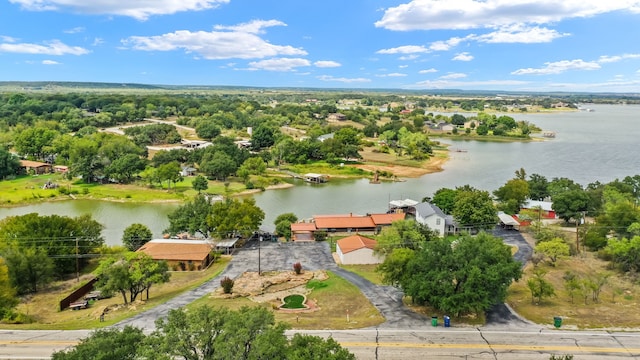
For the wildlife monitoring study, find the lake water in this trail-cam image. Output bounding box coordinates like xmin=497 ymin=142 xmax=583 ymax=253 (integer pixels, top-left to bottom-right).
xmin=1 ymin=104 xmax=638 ymax=244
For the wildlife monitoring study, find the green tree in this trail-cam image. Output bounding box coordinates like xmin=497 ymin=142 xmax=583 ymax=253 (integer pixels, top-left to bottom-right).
xmin=2 ymin=246 xmax=54 ymax=294
xmin=51 ymin=326 xmax=146 ymax=360
xmin=69 ymin=137 xmax=100 ymax=183
xmin=251 ymin=124 xmax=277 ymax=150
xmin=274 ymin=212 xmax=298 ymax=240
xmin=208 ymin=198 xmax=265 ymax=238
xmin=527 ymin=269 xmax=555 ymax=304
xmin=0 ymin=258 xmax=18 ymax=317
xmin=104 ymin=153 xmax=146 ymax=184
xmin=0 ymin=213 xmax=104 ymax=276
xmin=384 ymin=233 xmax=521 ymax=316
xmin=528 ymin=173 xmax=550 ymax=200
xmin=122 ymin=223 xmax=153 ymax=251
xmin=200 ymin=151 xmax=237 ymax=181
xmin=535 ymin=238 xmax=570 ymax=266
xmin=377 ymin=247 xmax=415 ymax=286
xmin=95 ymin=252 xmax=170 ymax=305
xmin=0 ymin=148 xmax=21 ymax=179
xmin=430 ymin=188 xmax=457 ymax=214
xmin=166 ymin=194 xmax=214 ymax=237
xmin=552 ymin=189 xmax=590 ymax=223
xmin=192 ymin=175 xmax=209 ymax=193
xmin=195 ymin=121 xmax=221 ymax=140
xmin=604 ymin=236 xmax=640 ymax=273
xmin=156 ymin=161 xmax=183 ymax=189
xmin=14 ymin=127 xmax=59 ymax=160
xmin=452 ymin=187 xmax=497 ymax=230
xmin=287 ymin=334 xmax=356 ymax=360
xmin=375 ymin=219 xmax=438 ymax=255
xmin=494 ymin=178 xmax=530 ymax=213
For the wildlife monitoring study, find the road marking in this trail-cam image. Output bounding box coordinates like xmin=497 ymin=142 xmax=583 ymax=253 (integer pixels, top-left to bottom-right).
xmin=340 ymin=342 xmax=639 ymax=353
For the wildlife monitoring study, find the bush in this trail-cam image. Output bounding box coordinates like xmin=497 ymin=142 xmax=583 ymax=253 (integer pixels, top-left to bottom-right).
xmin=220 ymin=276 xmax=234 ymax=294
xmin=293 ymin=262 xmax=302 ymax=275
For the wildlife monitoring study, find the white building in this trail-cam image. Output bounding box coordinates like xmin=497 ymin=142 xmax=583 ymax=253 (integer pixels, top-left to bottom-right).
xmin=336 ymin=235 xmax=383 ymax=265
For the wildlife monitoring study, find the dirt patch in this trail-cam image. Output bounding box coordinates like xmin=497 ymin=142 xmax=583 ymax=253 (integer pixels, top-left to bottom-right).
xmin=355 ymin=147 xmax=448 ymax=178
xmin=212 ymin=271 xmax=328 ymax=312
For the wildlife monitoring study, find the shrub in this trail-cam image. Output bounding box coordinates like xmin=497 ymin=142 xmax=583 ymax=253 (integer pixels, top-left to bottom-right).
xmin=293 ymin=262 xmax=302 ymax=275
xmin=220 ymin=276 xmax=234 ymax=294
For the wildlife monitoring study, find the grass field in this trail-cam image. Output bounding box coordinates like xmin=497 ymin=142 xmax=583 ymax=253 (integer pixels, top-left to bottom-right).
xmin=507 ymin=252 xmax=640 ymax=329
xmin=2 ymin=257 xmax=229 ymax=330
xmin=339 ymin=264 xmax=383 ymax=285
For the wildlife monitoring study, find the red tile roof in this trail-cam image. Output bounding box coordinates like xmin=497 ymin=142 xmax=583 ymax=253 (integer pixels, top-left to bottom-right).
xmin=337 ymin=235 xmax=378 ymax=254
xmin=291 ymin=222 xmax=317 ymax=232
xmin=137 ymin=240 xmax=212 ymax=262
xmin=314 ymin=215 xmax=375 ymax=229
xmin=370 ymin=213 xmax=405 ymax=225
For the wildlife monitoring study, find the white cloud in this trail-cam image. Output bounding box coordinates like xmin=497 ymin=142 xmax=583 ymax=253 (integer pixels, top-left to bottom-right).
xmin=419 ymin=68 xmax=437 ymax=74
xmin=123 ymin=20 xmax=307 ymax=60
xmin=214 ymin=20 xmax=285 ymax=34
xmin=317 ymin=75 xmax=371 ymax=83
xmin=0 ymin=39 xmax=89 ymax=55
xmin=452 ymin=52 xmax=474 ymax=61
xmin=314 ymin=60 xmax=341 ymax=68
xmin=64 ymin=27 xmax=85 ymax=34
xmin=377 ymin=45 xmax=430 ymax=54
xmin=398 ymin=54 xmax=419 ymax=61
xmin=412 ymin=79 xmax=529 ymax=89
xmin=512 ymin=59 xmax=601 ymax=75
xmin=247 ymin=58 xmax=310 ymax=72
xmin=440 ymin=73 xmax=467 ymax=79
xmin=399 ymin=65 xmax=408 ymax=68
xmin=377 ymin=72 xmax=407 ymax=77
xmin=429 ymin=37 xmax=466 ymax=51
xmin=9 ymin=0 xmax=229 ymax=20
xmin=42 ymin=59 xmax=60 ymax=65
xmin=598 ymin=54 xmax=640 ymax=63
xmin=375 ymin=0 xmax=640 ymax=31
xmin=92 ymin=38 xmax=104 ymax=46
xmin=475 ymin=26 xmax=569 ymax=43
xmin=1 ymin=35 xmax=18 ymax=42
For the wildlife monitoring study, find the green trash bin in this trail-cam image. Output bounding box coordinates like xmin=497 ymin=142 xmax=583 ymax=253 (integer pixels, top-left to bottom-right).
xmin=431 ymin=316 xmax=438 ymax=327
xmin=553 ymin=316 xmax=562 ymax=328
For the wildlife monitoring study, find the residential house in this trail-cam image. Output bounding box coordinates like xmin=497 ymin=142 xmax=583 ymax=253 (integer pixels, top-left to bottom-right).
xmin=19 ymin=160 xmax=52 ymax=174
xmin=180 ymin=166 xmax=197 ymax=177
xmin=390 ymin=199 xmax=457 ymax=236
xmin=336 ymin=235 xmax=383 ymax=265
xmin=290 ymin=212 xmax=405 ymax=240
xmin=137 ymin=239 xmax=214 ymax=271
xmin=521 ymin=199 xmax=557 ymax=219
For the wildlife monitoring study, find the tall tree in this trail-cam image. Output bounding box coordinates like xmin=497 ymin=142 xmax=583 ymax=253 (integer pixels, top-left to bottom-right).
xmin=452 ymin=187 xmax=497 ymax=230
xmin=192 ymin=175 xmax=209 ymax=193
xmin=0 ymin=148 xmax=21 ymax=179
xmin=52 ymin=326 xmax=146 ymax=360
xmin=95 ymin=252 xmax=170 ymax=305
xmin=493 ymin=178 xmax=530 ymax=213
xmin=2 ymin=246 xmax=54 ymax=294
xmin=208 ymin=198 xmax=265 ymax=238
xmin=166 ymin=194 xmax=214 ymax=238
xmin=156 ymin=161 xmax=183 ymax=189
xmin=390 ymin=232 xmax=521 ymax=317
xmin=0 ymin=258 xmax=18 ymax=317
xmin=430 ymin=188 xmax=457 ymax=214
xmin=375 ymin=219 xmax=438 ymax=255
xmin=528 ymin=173 xmax=550 ymax=201
xmin=122 ymin=223 xmax=153 ymax=252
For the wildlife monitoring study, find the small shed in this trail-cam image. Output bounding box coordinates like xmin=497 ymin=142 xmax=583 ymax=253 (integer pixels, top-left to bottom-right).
xmin=304 ymin=173 xmax=328 ymax=184
xmin=336 ymin=235 xmax=383 ymax=265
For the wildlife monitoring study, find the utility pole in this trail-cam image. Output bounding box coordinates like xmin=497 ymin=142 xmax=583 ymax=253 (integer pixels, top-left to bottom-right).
xmin=258 ymin=235 xmax=262 ymax=275
xmin=75 ymin=237 xmax=80 ymax=282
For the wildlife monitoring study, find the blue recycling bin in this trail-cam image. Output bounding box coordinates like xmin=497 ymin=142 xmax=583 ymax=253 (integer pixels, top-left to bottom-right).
xmin=444 ymin=315 xmax=451 ymax=328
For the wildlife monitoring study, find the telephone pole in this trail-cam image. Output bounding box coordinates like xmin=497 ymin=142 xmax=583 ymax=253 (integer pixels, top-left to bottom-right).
xmin=75 ymin=237 xmax=80 ymax=282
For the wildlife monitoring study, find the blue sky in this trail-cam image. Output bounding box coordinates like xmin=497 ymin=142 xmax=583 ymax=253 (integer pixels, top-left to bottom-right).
xmin=1 ymin=0 xmax=640 ymax=92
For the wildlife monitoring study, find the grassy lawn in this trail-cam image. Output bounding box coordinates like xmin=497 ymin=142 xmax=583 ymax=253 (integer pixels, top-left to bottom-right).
xmin=282 ymin=162 xmax=372 ymax=178
xmin=507 ymin=252 xmax=640 ymax=329
xmin=3 ymin=257 xmax=229 ymax=330
xmin=339 ymin=264 xmax=383 ymax=285
xmin=0 ymin=173 xmax=253 ymax=206
xmin=189 ymin=271 xmax=384 ymax=330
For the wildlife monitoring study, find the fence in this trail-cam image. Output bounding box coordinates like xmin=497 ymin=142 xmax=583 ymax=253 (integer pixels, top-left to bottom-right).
xmin=59 ymin=278 xmax=98 ymax=311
